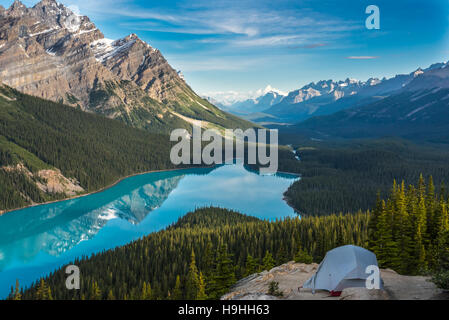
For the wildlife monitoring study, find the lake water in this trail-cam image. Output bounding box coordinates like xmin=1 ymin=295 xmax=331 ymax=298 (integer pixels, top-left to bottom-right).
xmin=0 ymin=163 xmax=299 ymax=298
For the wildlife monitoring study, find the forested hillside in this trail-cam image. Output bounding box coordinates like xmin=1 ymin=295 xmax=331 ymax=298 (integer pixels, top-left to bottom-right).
xmin=16 ymin=207 xmax=370 ymax=300
xmin=0 ymin=85 xmax=182 ymax=211
xmin=276 ymin=138 xmax=449 ymax=216
xmin=368 ymin=176 xmax=449 ymax=275
xmin=281 ymin=87 xmax=449 ymax=144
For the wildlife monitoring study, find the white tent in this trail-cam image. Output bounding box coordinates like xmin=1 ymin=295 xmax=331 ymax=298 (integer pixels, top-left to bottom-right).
xmin=303 ymin=245 xmax=383 ymax=294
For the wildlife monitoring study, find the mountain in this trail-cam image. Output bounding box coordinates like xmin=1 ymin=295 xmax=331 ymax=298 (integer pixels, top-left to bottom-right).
xmin=0 ymin=0 xmax=252 ymax=133
xmin=284 ymin=62 xmax=449 ymax=143
xmin=264 ymin=78 xmax=366 ymax=123
xmin=221 ymin=86 xmax=287 ymax=115
xmin=263 ymin=63 xmax=448 ymax=124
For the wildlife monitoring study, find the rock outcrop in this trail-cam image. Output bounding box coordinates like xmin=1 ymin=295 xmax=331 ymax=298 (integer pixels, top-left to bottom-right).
xmin=222 ymin=261 xmax=447 ymax=300
xmin=1 ymin=162 xmax=84 ymax=197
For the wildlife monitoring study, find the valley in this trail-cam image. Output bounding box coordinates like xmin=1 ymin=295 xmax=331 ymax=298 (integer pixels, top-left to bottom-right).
xmin=0 ymin=0 xmax=448 ymax=303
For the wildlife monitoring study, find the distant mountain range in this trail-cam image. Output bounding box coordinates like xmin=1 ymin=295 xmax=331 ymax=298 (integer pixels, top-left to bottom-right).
xmin=0 ymin=0 xmax=252 ymax=134
xmin=210 ymin=86 xmax=286 ymax=115
xmin=279 ymin=61 xmax=449 ymax=143
xmin=241 ymin=62 xmax=448 ymax=125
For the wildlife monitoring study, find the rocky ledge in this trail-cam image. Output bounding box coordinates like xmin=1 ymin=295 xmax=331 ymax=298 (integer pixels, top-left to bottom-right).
xmin=222 ymin=262 xmax=448 ymax=300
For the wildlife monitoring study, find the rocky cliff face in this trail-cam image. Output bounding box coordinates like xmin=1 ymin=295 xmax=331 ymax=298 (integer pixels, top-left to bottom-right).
xmin=0 ymin=0 xmax=251 ymax=133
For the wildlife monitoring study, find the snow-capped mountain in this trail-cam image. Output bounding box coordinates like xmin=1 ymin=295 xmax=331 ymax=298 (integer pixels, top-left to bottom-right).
xmin=285 ymin=60 xmax=449 ymax=143
xmin=263 ymin=62 xmax=449 ymax=123
xmin=0 ymin=0 xmax=251 ymax=134
xmin=212 ymin=85 xmax=287 ymax=115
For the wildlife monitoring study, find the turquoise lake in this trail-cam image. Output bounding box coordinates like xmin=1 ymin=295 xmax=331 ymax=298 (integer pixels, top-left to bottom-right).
xmin=0 ymin=163 xmax=299 ymax=298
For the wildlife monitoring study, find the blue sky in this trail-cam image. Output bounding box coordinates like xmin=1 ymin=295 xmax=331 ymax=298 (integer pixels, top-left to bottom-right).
xmin=3 ymin=0 xmax=449 ymax=103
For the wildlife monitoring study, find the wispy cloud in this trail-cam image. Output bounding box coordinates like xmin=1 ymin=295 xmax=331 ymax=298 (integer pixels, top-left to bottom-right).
xmin=166 ymin=55 xmax=267 ymax=72
xmin=346 ymin=56 xmax=379 ymax=60
xmin=61 ymin=0 xmax=359 ymax=49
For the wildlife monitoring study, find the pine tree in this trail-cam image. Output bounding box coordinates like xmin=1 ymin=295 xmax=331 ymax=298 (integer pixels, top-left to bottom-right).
xmin=294 ymin=245 xmax=313 ymax=264
xmin=376 ymin=200 xmax=400 ymax=269
xmin=185 ymin=250 xmax=200 ymax=300
xmin=276 ymin=246 xmax=289 ymax=264
xmin=244 ymin=254 xmax=259 ymax=277
xmin=107 ymin=289 xmax=115 ymax=300
xmin=197 ymin=272 xmax=207 ymax=300
xmin=12 ymin=279 xmax=21 ymax=300
xmin=172 ymin=275 xmax=182 ymax=300
xmin=208 ymin=245 xmax=236 ymax=299
xmin=262 ymin=250 xmax=275 ymax=271
xmin=396 ymin=181 xmax=412 ymax=274
xmin=141 ymin=281 xmax=152 ymax=300
xmin=368 ymin=193 xmax=382 ymax=252
xmin=414 ymin=196 xmax=428 ymax=273
xmin=426 ymin=176 xmax=436 ymax=242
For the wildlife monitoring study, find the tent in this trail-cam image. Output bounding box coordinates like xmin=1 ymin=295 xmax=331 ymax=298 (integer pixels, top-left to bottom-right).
xmin=302 ymin=245 xmax=383 ymax=295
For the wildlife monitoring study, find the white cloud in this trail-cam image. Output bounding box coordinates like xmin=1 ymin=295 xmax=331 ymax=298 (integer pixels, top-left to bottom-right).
xmin=60 ymin=0 xmax=358 ymax=48
xmin=166 ymin=55 xmax=267 ymax=72
xmin=346 ymin=56 xmax=379 ymax=60
xmin=203 ymin=85 xmax=287 ymax=106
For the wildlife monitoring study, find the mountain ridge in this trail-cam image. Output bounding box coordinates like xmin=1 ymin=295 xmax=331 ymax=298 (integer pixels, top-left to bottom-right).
xmin=260 ymin=61 xmax=448 ymax=124
xmin=0 ymin=0 xmax=253 ymax=133
xmin=281 ymin=61 xmax=449 ymax=143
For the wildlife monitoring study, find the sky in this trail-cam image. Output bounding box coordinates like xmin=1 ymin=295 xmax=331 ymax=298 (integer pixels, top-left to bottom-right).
xmin=2 ymin=0 xmax=449 ymax=103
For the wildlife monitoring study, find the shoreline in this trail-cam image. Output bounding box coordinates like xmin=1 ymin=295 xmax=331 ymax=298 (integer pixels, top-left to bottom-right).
xmin=0 ymin=165 xmax=211 ymax=216
xmin=0 ymin=165 xmax=301 ymax=216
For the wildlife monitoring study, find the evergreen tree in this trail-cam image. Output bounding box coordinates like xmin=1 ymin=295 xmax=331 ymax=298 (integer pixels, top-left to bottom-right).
xmin=107 ymin=289 xmax=115 ymax=300
xmin=276 ymin=246 xmax=289 ymax=264
xmin=368 ymin=176 xmax=449 ymax=275
xmin=36 ymin=279 xmax=53 ymax=300
xmin=244 ymin=254 xmax=259 ymax=277
xmin=141 ymin=282 xmax=152 ymax=300
xmin=172 ymin=275 xmax=182 ymax=300
xmin=294 ymin=246 xmax=313 ymax=264
xmin=197 ymin=272 xmax=207 ymax=300
xmin=368 ymin=193 xmax=382 ymax=252
xmin=10 ymin=279 xmax=21 ymax=300
xmin=262 ymin=251 xmax=275 ymax=271
xmin=208 ymin=245 xmax=236 ymax=299
xmin=185 ymin=250 xmax=200 ymax=300
xmin=376 ymin=200 xmax=400 ymax=269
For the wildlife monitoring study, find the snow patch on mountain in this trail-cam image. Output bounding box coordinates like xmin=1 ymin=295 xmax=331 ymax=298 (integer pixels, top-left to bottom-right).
xmin=204 ymin=85 xmax=287 ymax=110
